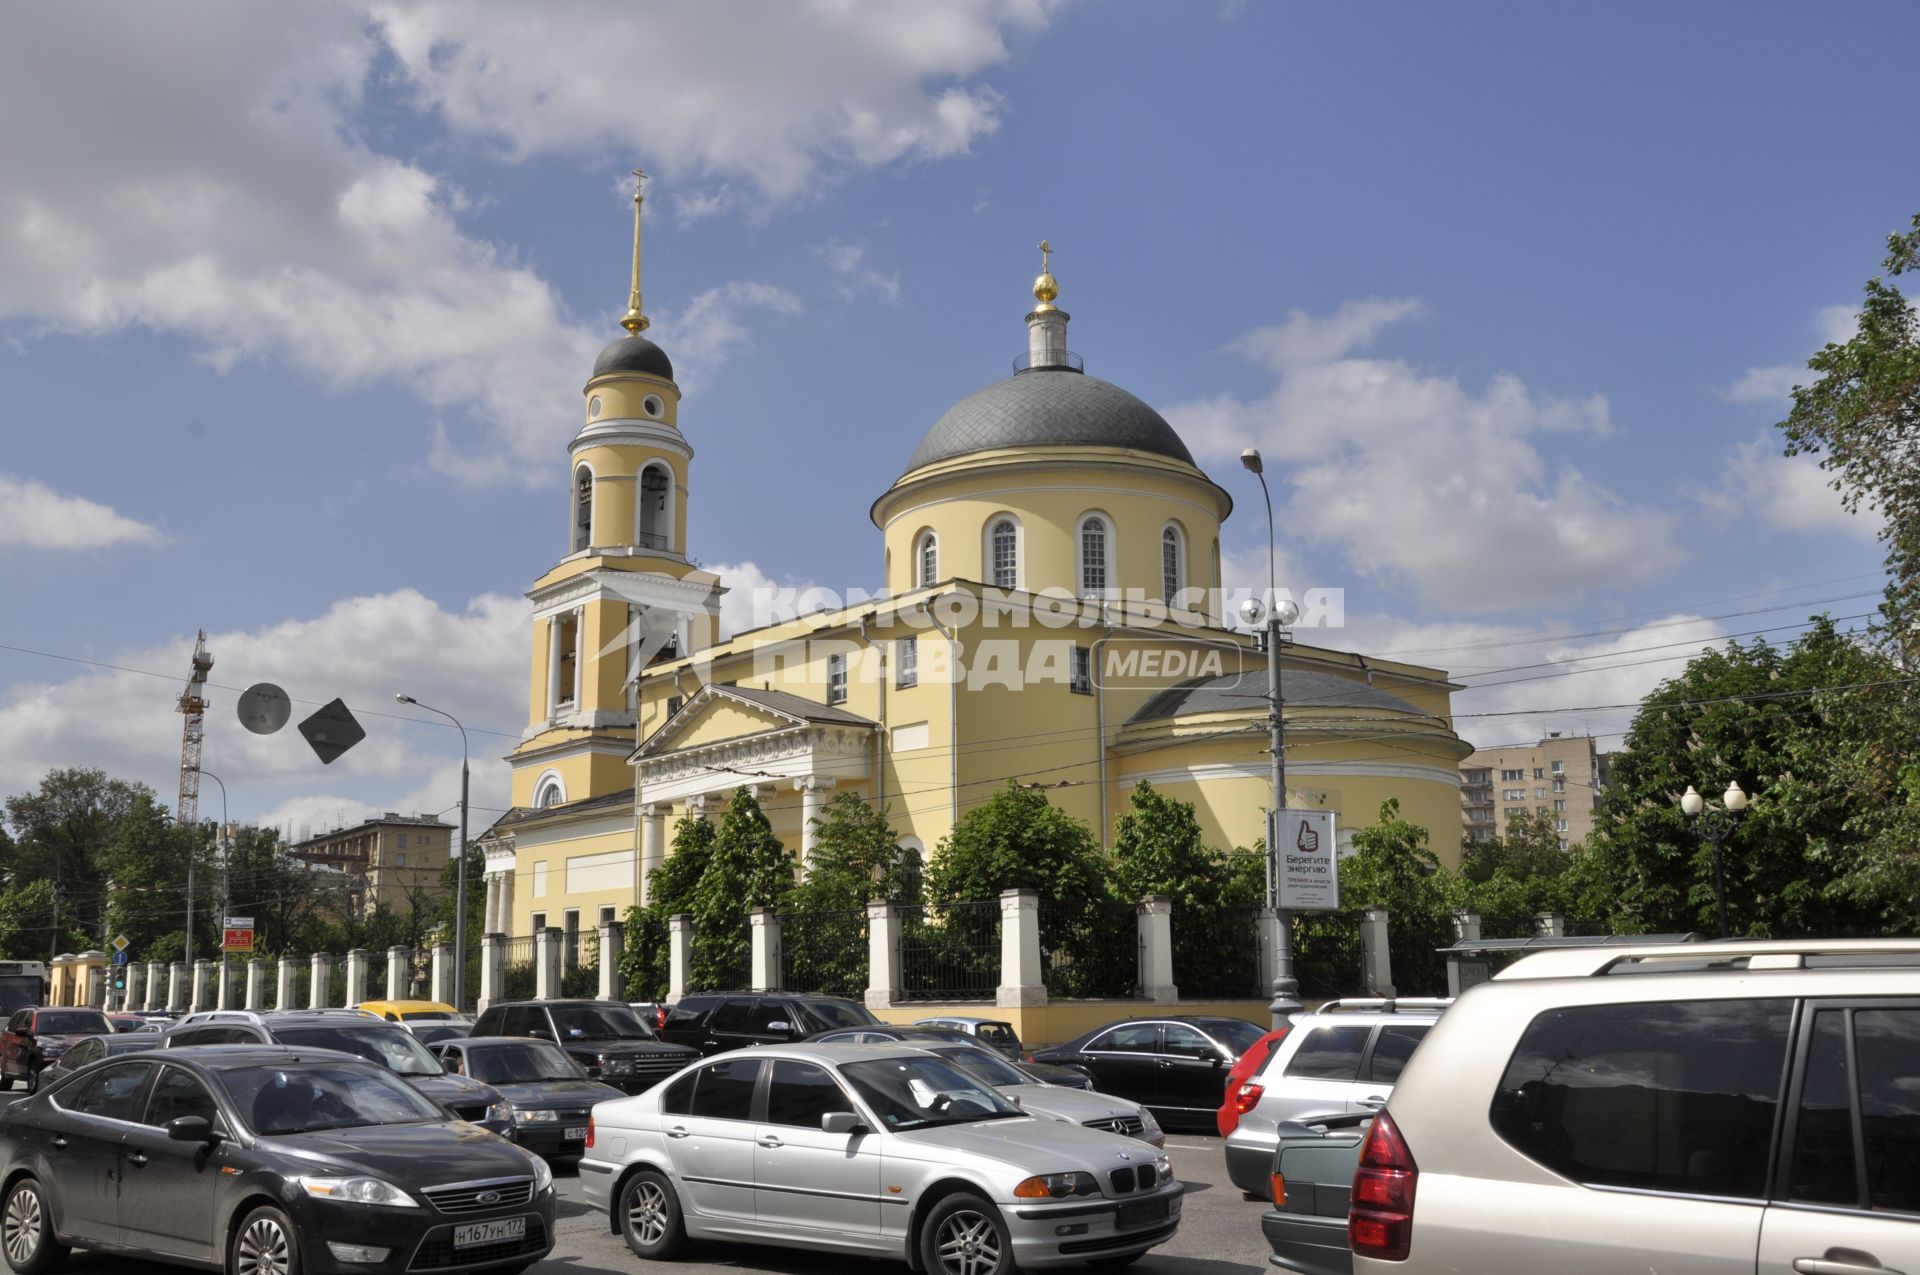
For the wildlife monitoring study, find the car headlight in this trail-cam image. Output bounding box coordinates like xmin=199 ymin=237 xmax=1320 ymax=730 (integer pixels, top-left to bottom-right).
xmin=530 ymin=1154 xmax=553 ymax=1195
xmin=1137 ymin=1108 xmax=1162 ymax=1138
xmin=485 ymin=1100 xmax=513 ymax=1124
xmin=518 ymin=1108 xmax=559 ymax=1123
xmin=1013 ymin=1171 xmax=1100 ymax=1199
xmin=298 ymin=1176 xmax=418 ymax=1208
xmin=1155 ymin=1155 xmax=1173 ymax=1183
xmin=602 ymin=1058 xmax=635 ymax=1075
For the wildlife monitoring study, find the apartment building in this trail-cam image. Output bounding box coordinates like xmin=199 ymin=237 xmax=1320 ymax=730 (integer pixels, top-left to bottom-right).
xmin=1460 ymin=732 xmax=1604 ymax=850
xmin=286 ymin=813 xmax=454 ymax=917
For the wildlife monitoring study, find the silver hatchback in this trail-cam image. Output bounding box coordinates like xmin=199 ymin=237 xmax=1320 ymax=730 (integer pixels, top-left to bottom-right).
xmin=582 ymin=1043 xmax=1184 ymax=1274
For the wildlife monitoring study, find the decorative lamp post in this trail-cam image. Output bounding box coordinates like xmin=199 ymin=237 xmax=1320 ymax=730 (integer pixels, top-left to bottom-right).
xmin=1240 ymin=447 xmax=1304 ymax=1026
xmin=1679 ymin=781 xmax=1750 ymax=939
xmin=397 ymin=694 xmax=470 ymax=1011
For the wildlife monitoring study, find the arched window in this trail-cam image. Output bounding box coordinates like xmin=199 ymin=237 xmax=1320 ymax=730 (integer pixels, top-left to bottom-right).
xmin=1077 ymin=514 xmax=1111 ymax=595
xmin=638 ymin=464 xmax=671 ymax=551
xmin=895 ymin=838 xmax=925 ymax=903
xmin=572 ymin=465 xmax=593 ymax=553
xmin=1161 ymin=523 xmax=1185 ymax=601
xmin=915 ymin=530 xmax=939 ymax=588
xmin=989 ymin=517 xmax=1019 ymax=590
xmin=533 ymin=773 xmax=566 ymax=809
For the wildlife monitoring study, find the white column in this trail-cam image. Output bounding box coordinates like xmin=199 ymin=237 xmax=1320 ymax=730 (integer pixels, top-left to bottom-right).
xmin=686 ymin=794 xmax=710 ymax=823
xmin=797 ymin=778 xmax=828 ymax=878
xmin=387 ymin=946 xmax=412 ymax=1000
xmin=190 ymin=960 xmax=214 ymax=1012
xmin=276 ymin=958 xmax=297 ymax=1011
xmin=1361 ymin=908 xmax=1393 ymax=998
xmin=245 ymin=960 xmax=267 ymax=1010
xmin=432 ymin=943 xmax=455 ymax=1005
xmin=534 ymin=927 xmax=562 ymax=1000
xmin=546 ymin=615 xmax=562 ymax=720
xmin=483 ymin=874 xmax=500 ymax=934
xmin=598 ymin=920 xmax=625 ymax=1001
xmin=668 ymin=913 xmax=692 ymax=1003
xmin=478 ymin=934 xmax=505 ymax=1013
xmin=497 ymin=870 xmax=515 ymax=936
xmin=344 ymin=949 xmax=369 ymax=1005
xmin=750 ymin=908 xmax=781 ymax=992
xmin=996 ymin=888 xmax=1046 ymax=1008
xmin=570 ymin=606 xmax=585 ymax=708
xmin=1136 ymin=895 xmax=1176 ymax=1004
xmin=865 ymin=901 xmax=899 ymax=1011
xmin=639 ymin=805 xmax=665 ymax=906
xmin=309 ymin=954 xmax=333 ymax=1009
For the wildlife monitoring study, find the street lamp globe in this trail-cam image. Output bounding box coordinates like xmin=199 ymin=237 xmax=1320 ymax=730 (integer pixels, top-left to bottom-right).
xmin=1724 ymin=781 xmax=1749 ymax=812
xmin=1680 ymin=786 xmax=1704 ymax=817
xmin=1239 ymin=448 xmax=1264 ymax=474
xmin=394 ymin=693 xmax=415 ymax=705
xmin=1273 ymin=597 xmax=1301 ymax=626
xmin=1239 ymin=596 xmax=1266 ymax=627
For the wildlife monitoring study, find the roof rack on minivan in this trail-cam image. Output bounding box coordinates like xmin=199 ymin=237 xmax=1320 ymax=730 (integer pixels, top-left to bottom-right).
xmin=1496 ymin=937 xmax=1920 ymax=981
xmin=1310 ymin=997 xmax=1452 ymax=1014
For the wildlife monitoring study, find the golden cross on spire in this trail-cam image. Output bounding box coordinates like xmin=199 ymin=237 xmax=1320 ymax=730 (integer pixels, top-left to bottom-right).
xmin=1038 ymin=239 xmax=1052 ymax=273
xmin=1032 ymin=237 xmax=1059 ymax=308
xmin=621 ymin=167 xmax=650 ymax=335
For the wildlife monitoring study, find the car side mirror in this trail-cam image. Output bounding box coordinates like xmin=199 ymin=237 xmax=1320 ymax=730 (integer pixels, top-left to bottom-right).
xmin=529 ymin=1028 xmax=553 ymax=1041
xmin=765 ymin=1020 xmax=793 ymax=1038
xmin=166 ymin=1115 xmax=215 ymax=1143
xmin=821 ymin=1111 xmax=868 ymax=1136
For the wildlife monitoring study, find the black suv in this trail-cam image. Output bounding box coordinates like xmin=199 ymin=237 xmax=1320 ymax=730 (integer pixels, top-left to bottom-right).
xmin=470 ymin=999 xmax=697 ymax=1094
xmin=657 ymin=991 xmax=880 ymax=1055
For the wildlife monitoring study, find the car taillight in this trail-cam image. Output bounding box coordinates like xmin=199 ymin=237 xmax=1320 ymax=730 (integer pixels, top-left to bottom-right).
xmin=1349 ymin=1110 xmax=1417 ymax=1262
xmin=584 ymin=1116 xmax=595 ymax=1150
xmin=1269 ymin=1171 xmax=1287 ymax=1206
xmin=1233 ymin=1083 xmax=1264 ymax=1114
xmin=655 ymin=1006 xmax=668 ymax=1030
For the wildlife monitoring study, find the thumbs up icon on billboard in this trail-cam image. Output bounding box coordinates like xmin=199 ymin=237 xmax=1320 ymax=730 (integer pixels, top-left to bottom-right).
xmin=1296 ymin=820 xmax=1320 ymax=854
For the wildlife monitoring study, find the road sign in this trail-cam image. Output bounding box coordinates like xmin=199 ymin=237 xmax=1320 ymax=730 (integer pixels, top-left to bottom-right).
xmin=223 ymin=929 xmax=254 ymax=953
xmin=111 ymin=934 xmax=130 ymax=953
xmin=224 ymin=916 xmax=253 ymax=929
xmin=112 ymin=950 xmax=129 ymax=966
xmin=1272 ymin=808 xmax=1341 ymax=912
xmin=297 ymin=698 xmax=366 ymax=765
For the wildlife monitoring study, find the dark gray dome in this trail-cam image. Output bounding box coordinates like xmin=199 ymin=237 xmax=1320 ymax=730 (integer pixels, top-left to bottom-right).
xmin=592 ymin=335 xmax=674 ymax=382
xmin=905 ymin=368 xmax=1195 ymax=471
xmin=1129 ymin=670 xmax=1424 ymax=724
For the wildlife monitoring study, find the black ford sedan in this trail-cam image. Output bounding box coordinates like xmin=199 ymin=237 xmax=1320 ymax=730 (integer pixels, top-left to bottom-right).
xmin=0 ymin=1044 xmax=554 ymax=1275
xmin=430 ymin=1037 xmax=623 ymax=1160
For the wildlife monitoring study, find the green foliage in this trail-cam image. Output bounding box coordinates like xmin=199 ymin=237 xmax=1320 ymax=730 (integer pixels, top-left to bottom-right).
xmin=788 ymin=792 xmax=914 ymax=912
xmin=1779 ymin=213 xmax=1920 ymax=656
xmin=1112 ymin=783 xmax=1261 ymax=998
xmin=620 ymin=814 xmax=716 ymax=1002
xmin=5 ymin=767 xmax=156 ymax=951
xmin=688 ymin=788 xmax=796 ymax=990
xmin=927 ymin=784 xmax=1110 ymax=906
xmin=1338 ymin=800 xmax=1461 ymax=995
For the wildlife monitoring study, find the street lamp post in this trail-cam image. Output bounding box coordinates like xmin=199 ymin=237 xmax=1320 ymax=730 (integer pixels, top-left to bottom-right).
xmin=198 ymin=770 xmax=230 ymax=1010
xmin=397 ymin=694 xmax=470 ymax=1010
xmin=1240 ymin=448 xmax=1303 ymax=1027
xmin=1679 ymin=782 xmax=1750 ymax=939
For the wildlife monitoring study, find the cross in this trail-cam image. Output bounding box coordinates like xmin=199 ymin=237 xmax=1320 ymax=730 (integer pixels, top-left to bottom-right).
xmin=633 ymin=167 xmax=648 ymax=200
xmin=1037 ymin=239 xmax=1052 ymax=273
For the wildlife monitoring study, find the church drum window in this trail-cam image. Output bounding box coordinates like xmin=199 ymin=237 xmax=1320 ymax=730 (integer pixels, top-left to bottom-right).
xmin=573 ymin=465 xmax=594 ymax=553
xmin=991 ymin=519 xmax=1018 ymax=590
xmin=1161 ymin=524 xmax=1185 ymax=601
xmin=639 ymin=464 xmax=671 ymax=551
xmin=915 ymin=531 xmax=938 ymax=588
xmin=1078 ymin=516 xmax=1110 ymax=596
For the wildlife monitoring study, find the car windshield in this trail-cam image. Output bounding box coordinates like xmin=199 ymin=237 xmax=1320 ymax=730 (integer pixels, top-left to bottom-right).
xmin=272 ymin=1025 xmax=444 ymax=1077
xmin=799 ymin=1000 xmax=881 ymax=1031
xmin=463 ymin=1041 xmax=584 ymax=1085
xmin=36 ymin=1011 xmax=110 ymax=1035
xmin=412 ymin=1024 xmax=472 ymax=1045
xmin=549 ymin=1004 xmax=654 ymax=1040
xmin=400 ymin=1011 xmax=461 ymax=1021
xmin=223 ymin=1063 xmax=444 ymax=1135
xmin=928 ymin=1045 xmax=1031 ymax=1089
xmin=841 ymin=1056 xmax=1025 ymax=1131
xmin=1209 ymin=1020 xmax=1266 ymax=1054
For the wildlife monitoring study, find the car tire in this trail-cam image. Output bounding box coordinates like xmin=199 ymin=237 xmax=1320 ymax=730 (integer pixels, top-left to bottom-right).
xmin=230 ymin=1204 xmax=300 ymax=1275
xmin=0 ymin=1072 xmax=13 ymax=1093
xmin=2 ymin=1177 xmax=70 ymax=1275
xmin=920 ymin=1192 xmax=1013 ymax=1275
xmin=618 ymin=1170 xmax=685 ymax=1261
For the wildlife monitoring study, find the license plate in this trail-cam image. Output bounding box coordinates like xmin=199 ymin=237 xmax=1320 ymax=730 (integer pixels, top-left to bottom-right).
xmin=564 ymin=1126 xmax=588 ymax=1140
xmin=1114 ymin=1198 xmax=1171 ymax=1231
xmin=453 ymin=1217 xmax=526 ymax=1248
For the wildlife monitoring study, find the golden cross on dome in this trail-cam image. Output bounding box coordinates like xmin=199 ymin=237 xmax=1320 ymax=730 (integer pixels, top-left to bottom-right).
xmin=622 ymin=167 xmax=650 ymax=334
xmin=1037 ymin=239 xmax=1052 ymax=273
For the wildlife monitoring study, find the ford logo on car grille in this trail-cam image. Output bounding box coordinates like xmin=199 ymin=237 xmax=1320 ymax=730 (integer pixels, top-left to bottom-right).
xmin=476 ymin=1191 xmax=501 ymax=1205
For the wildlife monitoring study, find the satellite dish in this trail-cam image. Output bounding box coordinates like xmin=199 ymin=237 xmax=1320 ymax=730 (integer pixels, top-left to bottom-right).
xmin=237 ymin=683 xmax=292 ymax=735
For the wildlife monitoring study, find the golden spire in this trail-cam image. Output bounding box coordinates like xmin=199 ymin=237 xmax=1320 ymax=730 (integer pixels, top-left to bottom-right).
xmin=1032 ymin=238 xmax=1059 ymax=311
xmin=620 ymin=168 xmax=650 ymax=335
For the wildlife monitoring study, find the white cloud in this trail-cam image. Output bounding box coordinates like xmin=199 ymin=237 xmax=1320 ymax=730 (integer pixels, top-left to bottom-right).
xmin=0 ymin=589 xmax=528 ymax=830
xmin=1168 ymin=300 xmax=1674 ymax=612
xmin=370 ymin=1 xmax=1055 ymax=204
xmin=1693 ymin=437 xmax=1881 ymax=541
xmin=1720 ymin=304 xmax=1857 ymax=405
xmin=0 ymin=2 xmax=1055 ymax=485
xmin=664 ymin=284 xmax=805 ymax=395
xmin=0 ymin=475 xmax=162 ymax=549
xmin=817 ymin=239 xmax=903 ymax=304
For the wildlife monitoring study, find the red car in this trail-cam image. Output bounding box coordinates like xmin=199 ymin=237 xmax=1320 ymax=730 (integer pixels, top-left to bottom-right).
xmin=1216 ymin=1025 xmax=1291 ymax=1136
xmin=1 ymin=1005 xmax=114 ymax=1093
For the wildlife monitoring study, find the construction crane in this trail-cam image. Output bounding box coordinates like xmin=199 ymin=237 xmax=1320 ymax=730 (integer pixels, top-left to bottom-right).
xmin=176 ymin=631 xmax=213 ymax=828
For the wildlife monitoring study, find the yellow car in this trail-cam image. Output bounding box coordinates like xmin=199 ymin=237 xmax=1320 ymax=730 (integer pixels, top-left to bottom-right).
xmin=354 ymin=999 xmax=474 ymax=1044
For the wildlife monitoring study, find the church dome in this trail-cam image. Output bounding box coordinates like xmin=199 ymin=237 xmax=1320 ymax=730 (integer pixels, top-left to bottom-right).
xmin=904 ymin=368 xmax=1195 ymax=472
xmin=592 ymin=335 xmax=674 ymax=382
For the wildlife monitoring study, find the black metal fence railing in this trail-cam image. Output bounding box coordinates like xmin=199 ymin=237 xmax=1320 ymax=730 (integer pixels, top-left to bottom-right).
xmin=897 ymin=901 xmax=1000 ymax=1002
xmin=1040 ymin=899 xmax=1138 ymax=999
xmin=365 ymin=959 xmax=389 ymax=1002
xmin=1293 ymin=910 xmax=1367 ymax=999
xmin=563 ymin=934 xmax=601 ymax=999
xmin=1477 ymin=914 xmax=1538 ymax=941
xmin=779 ymin=908 xmax=869 ymax=1000
xmin=1176 ymin=905 xmax=1261 ymax=1000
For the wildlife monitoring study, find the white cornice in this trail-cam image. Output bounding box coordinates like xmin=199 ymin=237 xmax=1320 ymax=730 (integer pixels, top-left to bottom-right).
xmin=571 ymin=418 xmax=693 ymax=461
xmin=528 ymin=567 xmax=722 ymax=619
xmin=1120 ymin=759 xmax=1465 ymax=791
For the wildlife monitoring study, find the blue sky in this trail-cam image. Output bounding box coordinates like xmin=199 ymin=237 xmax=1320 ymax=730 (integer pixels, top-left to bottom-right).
xmin=0 ymin=1 xmax=1902 ymax=836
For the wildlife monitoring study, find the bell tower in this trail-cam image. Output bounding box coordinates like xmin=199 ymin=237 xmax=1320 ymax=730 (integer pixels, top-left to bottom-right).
xmin=509 ymin=170 xmax=721 ymax=811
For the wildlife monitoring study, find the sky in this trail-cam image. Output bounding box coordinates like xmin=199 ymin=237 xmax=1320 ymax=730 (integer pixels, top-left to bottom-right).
xmin=0 ymin=0 xmax=1905 ymax=840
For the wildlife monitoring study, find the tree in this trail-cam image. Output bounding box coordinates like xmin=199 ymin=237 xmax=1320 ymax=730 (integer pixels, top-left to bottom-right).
xmin=1337 ymin=800 xmax=1460 ymax=996
xmin=689 ymin=789 xmax=796 ymax=990
xmin=926 ymin=784 xmax=1110 ymax=906
xmin=1111 ymin=782 xmax=1262 ymax=998
xmin=620 ymin=814 xmax=716 ymax=1001
xmin=788 ymin=792 xmax=911 ymax=912
xmin=1779 ymin=213 xmax=1920 ymax=660
xmin=5 ymin=767 xmax=154 ymax=943
xmin=1578 ymin=618 xmax=1908 ymax=936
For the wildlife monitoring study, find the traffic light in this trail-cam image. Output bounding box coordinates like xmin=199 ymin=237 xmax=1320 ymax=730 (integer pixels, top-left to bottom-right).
xmin=112 ymin=973 xmax=126 ymax=992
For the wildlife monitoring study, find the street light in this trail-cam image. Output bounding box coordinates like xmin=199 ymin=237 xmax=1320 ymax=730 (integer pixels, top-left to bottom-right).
xmin=198 ymin=770 xmax=231 ymax=1011
xmin=1240 ymin=447 xmax=1303 ymax=1027
xmin=1678 ymin=781 xmax=1750 ymax=939
xmin=397 ymin=693 xmax=470 ymax=1010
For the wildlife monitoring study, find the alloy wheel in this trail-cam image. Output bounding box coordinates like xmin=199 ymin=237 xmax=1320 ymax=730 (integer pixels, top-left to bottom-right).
xmin=934 ymin=1209 xmax=1002 ymax=1275
xmin=236 ymin=1216 xmax=291 ymax=1275
xmin=3 ymin=1187 xmax=42 ymax=1267
xmin=627 ymin=1179 xmax=669 ymax=1246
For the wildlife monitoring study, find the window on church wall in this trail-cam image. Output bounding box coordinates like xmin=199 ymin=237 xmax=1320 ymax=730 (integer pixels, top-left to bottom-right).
xmin=827 ymin=653 xmax=848 ymax=705
xmin=1161 ymin=524 xmax=1185 ymax=601
xmin=991 ymin=519 xmax=1018 ymax=589
xmin=895 ymin=636 xmax=918 ymax=688
xmin=915 ymin=531 xmax=938 ymax=587
xmin=572 ymin=466 xmax=593 ymax=553
xmin=1071 ymin=645 xmax=1092 ymax=694
xmin=638 ymin=465 xmax=671 ymax=551
xmin=556 ymin=613 xmax=579 ymax=708
xmin=1078 ymin=516 xmax=1110 ymax=595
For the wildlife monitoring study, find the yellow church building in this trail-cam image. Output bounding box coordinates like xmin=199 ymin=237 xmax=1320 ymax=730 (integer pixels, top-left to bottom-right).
xmin=478 ymin=186 xmax=1473 ymax=951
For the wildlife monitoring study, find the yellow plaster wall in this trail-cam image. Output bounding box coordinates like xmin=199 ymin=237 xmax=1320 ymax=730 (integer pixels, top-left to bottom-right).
xmin=584 ymin=373 xmax=679 ymax=429
xmin=511 ymin=817 xmax=638 ymax=938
